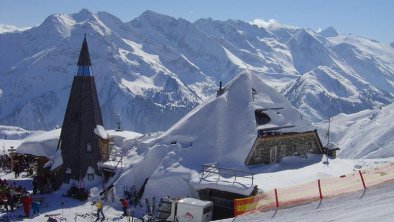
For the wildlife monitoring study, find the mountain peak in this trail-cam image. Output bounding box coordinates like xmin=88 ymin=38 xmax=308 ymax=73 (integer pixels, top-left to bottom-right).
xmin=139 ymin=10 xmax=174 ymax=21
xmin=390 ymin=42 xmax=394 ymax=48
xmin=292 ymin=28 xmax=319 ymax=43
xmin=319 ymin=26 xmax=339 ymax=37
xmin=76 ymin=8 xmax=94 ymax=17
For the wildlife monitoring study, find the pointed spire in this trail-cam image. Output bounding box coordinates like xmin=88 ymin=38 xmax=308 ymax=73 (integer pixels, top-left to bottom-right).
xmin=76 ymin=35 xmax=92 ymax=76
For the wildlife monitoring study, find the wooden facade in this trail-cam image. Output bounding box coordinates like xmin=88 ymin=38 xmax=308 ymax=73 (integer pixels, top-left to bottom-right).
xmin=56 ymin=37 xmax=109 ymax=184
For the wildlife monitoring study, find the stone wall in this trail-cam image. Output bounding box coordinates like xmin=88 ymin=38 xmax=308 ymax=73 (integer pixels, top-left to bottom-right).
xmin=245 ymin=130 xmax=323 ymax=166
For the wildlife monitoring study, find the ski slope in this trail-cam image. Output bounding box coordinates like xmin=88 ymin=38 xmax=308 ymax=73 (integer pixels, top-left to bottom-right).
xmin=218 ymin=181 xmax=394 ymax=222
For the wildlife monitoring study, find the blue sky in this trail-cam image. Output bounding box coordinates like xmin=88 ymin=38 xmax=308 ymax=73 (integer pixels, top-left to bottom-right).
xmin=0 ymin=0 xmax=393 ymax=43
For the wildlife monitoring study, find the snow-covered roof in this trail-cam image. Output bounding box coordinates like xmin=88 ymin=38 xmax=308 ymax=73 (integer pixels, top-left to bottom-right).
xmin=178 ymin=197 xmax=212 ymax=207
xmin=16 ymin=128 xmax=60 ymax=158
xmin=115 ymin=71 xmax=315 ymax=202
xmin=94 ymin=125 xmax=108 ymax=140
xmin=43 ymin=149 xmax=63 ymax=171
xmin=326 ymin=142 xmax=340 ymax=150
xmin=152 ymin=71 xmax=313 ymax=169
xmin=190 ymin=177 xmax=255 ymax=196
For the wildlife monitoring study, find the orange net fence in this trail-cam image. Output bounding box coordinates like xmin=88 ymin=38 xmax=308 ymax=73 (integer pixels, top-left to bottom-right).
xmin=234 ymin=162 xmax=394 ymax=216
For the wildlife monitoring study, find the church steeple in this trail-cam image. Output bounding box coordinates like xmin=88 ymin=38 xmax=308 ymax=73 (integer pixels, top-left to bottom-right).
xmin=55 ymin=36 xmax=108 ymax=186
xmin=76 ymin=35 xmax=92 ymax=76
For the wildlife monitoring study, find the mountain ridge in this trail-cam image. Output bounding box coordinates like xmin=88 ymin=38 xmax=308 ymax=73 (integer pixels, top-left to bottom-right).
xmin=1 ymin=9 xmax=393 ymax=131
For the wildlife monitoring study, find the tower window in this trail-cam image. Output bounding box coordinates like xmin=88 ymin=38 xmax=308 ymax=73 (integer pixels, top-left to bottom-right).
xmin=87 ymin=173 xmax=94 ymax=181
xmin=71 ymin=112 xmax=80 ymax=122
xmin=64 ymin=172 xmax=71 ymax=184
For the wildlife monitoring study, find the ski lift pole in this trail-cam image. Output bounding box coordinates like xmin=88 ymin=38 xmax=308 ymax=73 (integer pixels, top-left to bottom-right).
xmin=327 ymin=117 xmax=331 ymax=144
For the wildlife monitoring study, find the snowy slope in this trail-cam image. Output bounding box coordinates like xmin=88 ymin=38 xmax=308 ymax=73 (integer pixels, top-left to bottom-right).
xmin=284 ymin=66 xmax=392 ymax=121
xmin=1 ymin=10 xmax=394 ymax=131
xmin=218 ymin=182 xmax=394 ymax=222
xmin=316 ymin=103 xmax=394 ymax=159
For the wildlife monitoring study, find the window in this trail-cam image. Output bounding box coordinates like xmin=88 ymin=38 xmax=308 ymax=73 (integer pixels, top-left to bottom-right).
xmin=86 ymin=142 xmax=92 ymax=153
xmin=87 ymin=173 xmax=94 ymax=181
xmin=270 ymin=146 xmax=278 ymax=163
xmin=64 ymin=173 xmax=71 ymax=184
xmin=71 ymin=112 xmax=80 ymax=122
xmin=203 ymin=205 xmax=213 ymax=214
xmin=156 ymin=201 xmax=172 ymax=220
xmin=254 ymin=148 xmax=263 ymax=161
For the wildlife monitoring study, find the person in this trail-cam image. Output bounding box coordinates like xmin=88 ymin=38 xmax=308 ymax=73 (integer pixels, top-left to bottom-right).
xmin=32 ymin=201 xmax=40 ymax=215
xmin=32 ymin=177 xmax=38 ymax=194
xmin=93 ymin=198 xmax=105 ymax=220
xmin=22 ymin=193 xmax=32 ymax=218
xmin=8 ymin=188 xmax=16 ymax=212
xmin=13 ymin=163 xmax=20 ymax=178
xmin=120 ymin=198 xmax=129 ymax=216
xmin=1 ymin=193 xmax=8 ymax=212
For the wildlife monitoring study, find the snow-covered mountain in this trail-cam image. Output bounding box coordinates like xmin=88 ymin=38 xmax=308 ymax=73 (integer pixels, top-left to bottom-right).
xmin=1 ymin=9 xmax=394 ymax=132
xmin=0 ymin=24 xmax=31 ymax=33
xmin=318 ymin=26 xmax=339 ymax=38
xmin=317 ymin=103 xmax=394 ymax=159
xmin=284 ymin=66 xmax=392 ymax=121
xmin=0 ymin=10 xmax=213 ymax=132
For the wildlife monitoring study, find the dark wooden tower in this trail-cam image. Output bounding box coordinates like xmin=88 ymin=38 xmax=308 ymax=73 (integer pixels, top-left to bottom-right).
xmin=57 ymin=36 xmax=108 ymax=184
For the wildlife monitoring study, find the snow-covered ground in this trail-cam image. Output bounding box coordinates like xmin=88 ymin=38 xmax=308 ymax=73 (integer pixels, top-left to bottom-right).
xmin=1 ymin=157 xmax=393 ymax=221
xmin=0 ymin=171 xmax=141 ymax=222
xmin=218 ymin=181 xmax=394 ymax=222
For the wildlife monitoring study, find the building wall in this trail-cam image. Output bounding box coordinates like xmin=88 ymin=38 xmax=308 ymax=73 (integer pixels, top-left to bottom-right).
xmin=245 ymin=131 xmax=323 ymax=166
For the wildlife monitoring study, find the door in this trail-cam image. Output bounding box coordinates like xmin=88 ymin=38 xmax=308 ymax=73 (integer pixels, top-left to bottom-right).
xmin=270 ymin=146 xmax=278 ymax=163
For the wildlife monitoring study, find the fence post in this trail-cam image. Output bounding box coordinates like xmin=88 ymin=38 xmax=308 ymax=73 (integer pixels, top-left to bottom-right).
xmin=359 ymin=170 xmax=366 ymax=189
xmin=318 ymin=179 xmax=323 ymax=199
xmin=274 ymin=189 xmax=279 ymax=208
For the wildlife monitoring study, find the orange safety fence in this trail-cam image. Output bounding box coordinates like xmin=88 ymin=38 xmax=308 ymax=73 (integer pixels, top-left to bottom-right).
xmin=234 ymin=162 xmax=394 ymax=216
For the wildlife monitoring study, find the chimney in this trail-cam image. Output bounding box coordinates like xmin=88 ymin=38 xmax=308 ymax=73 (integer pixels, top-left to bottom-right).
xmin=219 ymin=81 xmax=222 ymax=90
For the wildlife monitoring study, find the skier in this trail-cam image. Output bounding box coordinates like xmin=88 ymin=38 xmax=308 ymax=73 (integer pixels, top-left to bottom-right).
xmin=1 ymin=193 xmax=8 ymax=212
xmin=13 ymin=162 xmax=20 ymax=178
xmin=120 ymin=198 xmax=129 ymax=216
xmin=93 ymin=198 xmax=105 ymax=221
xmin=32 ymin=200 xmax=41 ymax=215
xmin=22 ymin=193 xmax=32 ymax=218
xmin=8 ymin=188 xmax=16 ymax=212
xmin=32 ymin=176 xmax=39 ymax=194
